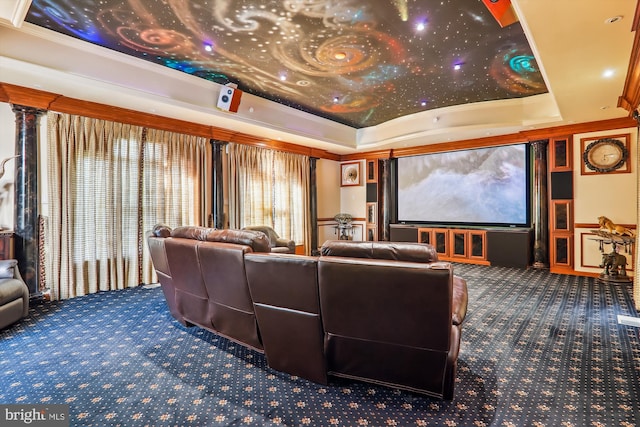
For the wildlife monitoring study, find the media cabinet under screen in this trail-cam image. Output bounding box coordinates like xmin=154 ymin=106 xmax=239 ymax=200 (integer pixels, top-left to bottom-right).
xmin=390 ymin=225 xmax=533 ymax=268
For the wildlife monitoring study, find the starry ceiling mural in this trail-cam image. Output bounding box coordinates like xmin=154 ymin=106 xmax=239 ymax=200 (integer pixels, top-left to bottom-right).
xmin=24 ymin=0 xmax=547 ymax=128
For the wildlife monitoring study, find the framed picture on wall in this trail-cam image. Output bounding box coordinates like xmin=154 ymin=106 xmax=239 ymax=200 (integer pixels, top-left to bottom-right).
xmin=341 ymin=162 xmax=361 ymax=186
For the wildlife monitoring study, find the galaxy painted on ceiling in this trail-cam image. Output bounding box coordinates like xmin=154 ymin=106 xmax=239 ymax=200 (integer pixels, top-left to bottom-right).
xmin=25 ymin=0 xmax=547 ymax=128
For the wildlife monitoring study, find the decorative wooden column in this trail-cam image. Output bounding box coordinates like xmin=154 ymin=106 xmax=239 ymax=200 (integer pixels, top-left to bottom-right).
xmin=310 ymin=157 xmax=319 ymax=255
xmin=12 ymin=104 xmax=45 ymax=295
xmin=211 ymin=140 xmax=227 ymax=229
xmin=531 ymin=139 xmax=549 ymax=269
xmin=379 ymin=158 xmax=391 ymax=241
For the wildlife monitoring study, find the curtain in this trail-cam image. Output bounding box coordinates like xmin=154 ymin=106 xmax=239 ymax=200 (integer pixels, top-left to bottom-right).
xmin=46 ymin=112 xmax=210 ymax=300
xmin=140 ymin=128 xmax=210 ymax=284
xmin=227 ymin=143 xmax=311 ymax=254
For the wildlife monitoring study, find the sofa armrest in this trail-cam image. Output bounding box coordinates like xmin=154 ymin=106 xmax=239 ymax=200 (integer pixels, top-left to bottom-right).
xmin=452 ymin=276 xmax=468 ymax=326
xmin=275 ymin=238 xmax=295 ymax=252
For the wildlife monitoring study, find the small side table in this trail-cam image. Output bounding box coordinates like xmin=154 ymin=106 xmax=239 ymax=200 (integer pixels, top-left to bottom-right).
xmin=590 ymin=229 xmax=634 ymax=284
xmin=334 ymin=224 xmax=353 ymax=240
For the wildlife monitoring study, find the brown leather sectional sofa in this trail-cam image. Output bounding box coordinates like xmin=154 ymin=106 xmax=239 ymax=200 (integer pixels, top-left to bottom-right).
xmin=147 ymin=224 xmax=468 ymax=399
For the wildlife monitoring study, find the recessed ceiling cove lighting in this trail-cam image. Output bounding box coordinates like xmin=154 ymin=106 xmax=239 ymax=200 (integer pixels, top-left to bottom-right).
xmin=605 ymin=15 xmax=623 ymax=24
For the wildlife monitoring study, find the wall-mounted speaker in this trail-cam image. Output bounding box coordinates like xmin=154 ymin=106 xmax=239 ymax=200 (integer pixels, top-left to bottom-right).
xmin=550 ymin=171 xmax=573 ymax=200
xmin=217 ymin=86 xmax=242 ymax=112
xmin=366 ymin=183 xmax=378 ymax=203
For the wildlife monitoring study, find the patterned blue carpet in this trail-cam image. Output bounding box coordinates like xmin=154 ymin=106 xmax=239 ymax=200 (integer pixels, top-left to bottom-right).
xmin=1 ymin=264 xmax=639 ymax=426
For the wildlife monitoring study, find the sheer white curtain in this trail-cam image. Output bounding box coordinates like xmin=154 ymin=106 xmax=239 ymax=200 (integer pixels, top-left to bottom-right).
xmin=46 ymin=112 xmax=210 ymax=300
xmin=227 ymin=143 xmax=311 ymax=253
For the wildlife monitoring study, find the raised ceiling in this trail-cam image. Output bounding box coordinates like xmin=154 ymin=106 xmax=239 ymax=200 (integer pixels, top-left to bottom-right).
xmin=23 ymin=0 xmax=546 ymax=129
xmin=0 ymin=1 xmax=638 ymax=154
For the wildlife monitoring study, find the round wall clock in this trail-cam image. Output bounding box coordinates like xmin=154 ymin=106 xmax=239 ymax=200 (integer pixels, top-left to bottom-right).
xmin=583 ymin=138 xmax=628 ymax=173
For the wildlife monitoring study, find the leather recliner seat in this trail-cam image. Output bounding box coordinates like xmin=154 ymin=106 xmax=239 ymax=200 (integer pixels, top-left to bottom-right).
xmin=0 ymin=259 xmax=30 ymax=330
xmin=147 ymin=225 xmax=468 ymax=399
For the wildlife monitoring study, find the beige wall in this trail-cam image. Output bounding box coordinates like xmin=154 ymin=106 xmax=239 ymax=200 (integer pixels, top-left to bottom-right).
xmin=572 ymin=127 xmax=638 ymax=275
xmin=338 ymin=159 xmax=366 ymax=241
xmin=316 ymin=158 xmax=341 ymax=220
xmin=316 ymin=158 xmax=369 ymax=244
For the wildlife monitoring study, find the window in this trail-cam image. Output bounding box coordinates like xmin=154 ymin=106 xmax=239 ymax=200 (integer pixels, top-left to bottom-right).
xmin=227 ymin=144 xmax=309 ymax=247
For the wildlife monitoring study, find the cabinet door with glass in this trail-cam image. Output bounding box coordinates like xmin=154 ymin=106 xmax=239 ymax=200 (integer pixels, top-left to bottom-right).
xmin=448 ymin=230 xmax=487 ymax=262
xmin=551 ymin=201 xmax=572 ymax=233
xmin=551 ymin=235 xmax=572 ymax=267
xmin=416 ymin=227 xmax=489 ymax=264
xmin=449 ymin=230 xmax=468 ymax=259
xmin=432 ymin=229 xmax=450 ymax=258
xmin=417 ymin=228 xmax=432 ymax=245
xmin=468 ymin=230 xmax=487 ymax=261
xmin=550 ymin=137 xmax=572 ymax=172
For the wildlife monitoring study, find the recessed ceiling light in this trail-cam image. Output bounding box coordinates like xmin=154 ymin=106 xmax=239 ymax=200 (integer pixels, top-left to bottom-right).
xmin=600 ymin=106 xmax=610 ymax=110
xmin=602 ymin=69 xmax=615 ymax=78
xmin=604 ymin=15 xmax=623 ymax=24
